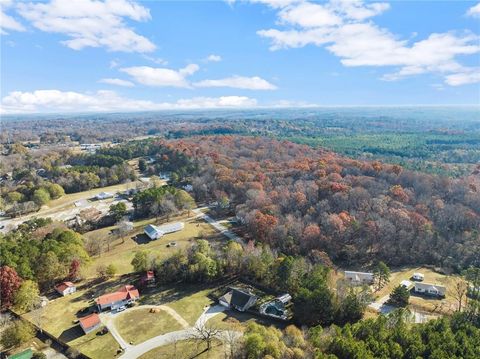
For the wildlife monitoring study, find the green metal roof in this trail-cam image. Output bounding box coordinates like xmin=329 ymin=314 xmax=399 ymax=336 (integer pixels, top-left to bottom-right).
xmin=9 ymin=349 xmax=33 ymax=359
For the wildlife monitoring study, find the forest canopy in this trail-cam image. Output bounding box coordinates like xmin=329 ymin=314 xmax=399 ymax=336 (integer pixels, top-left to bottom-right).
xmin=162 ymin=136 xmax=479 ymax=270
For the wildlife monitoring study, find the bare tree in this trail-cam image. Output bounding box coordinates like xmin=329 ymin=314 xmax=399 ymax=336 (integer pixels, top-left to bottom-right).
xmin=449 ymin=277 xmax=469 ymax=312
xmin=189 ymin=322 xmax=221 ymax=352
xmin=222 ymin=318 xmax=242 ymax=359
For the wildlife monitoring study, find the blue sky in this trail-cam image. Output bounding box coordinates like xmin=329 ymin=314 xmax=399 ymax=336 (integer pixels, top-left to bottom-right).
xmin=1 ymin=0 xmax=479 ymax=113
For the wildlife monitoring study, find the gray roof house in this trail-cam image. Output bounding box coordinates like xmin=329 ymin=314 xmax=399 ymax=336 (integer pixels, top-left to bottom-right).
xmin=414 ymin=282 xmax=446 ymax=297
xmin=219 ymin=288 xmax=257 ymax=312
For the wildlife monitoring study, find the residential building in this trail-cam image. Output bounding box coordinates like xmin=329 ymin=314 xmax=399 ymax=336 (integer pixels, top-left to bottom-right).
xmin=414 ymin=282 xmax=446 ymax=297
xmin=96 ymin=285 xmax=140 ymax=311
xmin=55 ymin=281 xmax=76 ymax=296
xmin=95 ymin=192 xmax=114 ymax=200
xmin=219 ymin=288 xmax=257 ymax=312
xmin=79 ymin=313 xmax=101 ymax=334
xmin=144 ymin=222 xmax=184 ymax=240
xmin=344 ymin=271 xmax=374 ymax=285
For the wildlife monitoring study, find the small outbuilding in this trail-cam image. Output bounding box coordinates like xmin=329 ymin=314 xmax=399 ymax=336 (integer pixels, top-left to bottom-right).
xmin=95 ymin=192 xmax=114 ymax=200
xmin=79 ymin=313 xmax=101 ymax=334
xmin=55 ymin=281 xmax=76 ymax=296
xmin=400 ymin=280 xmax=414 ymax=290
xmin=412 ymin=273 xmax=424 ymax=281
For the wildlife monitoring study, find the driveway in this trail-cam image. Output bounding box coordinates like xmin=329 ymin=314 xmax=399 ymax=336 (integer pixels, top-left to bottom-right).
xmin=193 ymin=207 xmax=244 ymax=244
xmin=368 ymin=294 xmax=395 ymax=314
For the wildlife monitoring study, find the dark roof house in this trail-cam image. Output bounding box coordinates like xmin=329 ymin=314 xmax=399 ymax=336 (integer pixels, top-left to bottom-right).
xmin=219 ymin=288 xmax=257 ymax=312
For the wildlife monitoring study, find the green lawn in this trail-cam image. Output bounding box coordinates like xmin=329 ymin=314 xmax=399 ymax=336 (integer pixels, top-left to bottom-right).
xmin=69 ymin=330 xmax=119 ymax=359
xmin=140 ymin=284 xmax=215 ymax=326
xmin=139 ymin=340 xmax=225 ymax=359
xmin=114 ymin=308 xmax=184 ymax=345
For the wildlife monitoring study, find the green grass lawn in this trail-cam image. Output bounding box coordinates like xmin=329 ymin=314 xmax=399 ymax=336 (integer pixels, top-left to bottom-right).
xmin=140 ymin=284 xmax=215 ymax=326
xmin=69 ymin=330 xmax=120 ymax=359
xmin=139 ymin=339 xmax=225 ymax=359
xmin=114 ymin=308 xmax=184 ymax=345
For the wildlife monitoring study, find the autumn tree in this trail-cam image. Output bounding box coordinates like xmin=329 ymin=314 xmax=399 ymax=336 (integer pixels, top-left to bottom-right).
xmin=0 ymin=266 xmax=22 ymax=308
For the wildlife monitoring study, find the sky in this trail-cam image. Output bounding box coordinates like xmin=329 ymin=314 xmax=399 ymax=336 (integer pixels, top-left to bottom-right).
xmin=1 ymin=0 xmax=479 ymax=114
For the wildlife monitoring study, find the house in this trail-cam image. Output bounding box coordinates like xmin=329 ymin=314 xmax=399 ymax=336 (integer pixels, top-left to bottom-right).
xmin=345 ymin=271 xmax=374 ymax=285
xmin=79 ymin=313 xmax=101 ymax=334
xmin=219 ymin=288 xmax=257 ymax=312
xmin=414 ymin=282 xmax=446 ymax=297
xmin=95 ymin=192 xmax=114 ymax=200
xmin=412 ymin=272 xmax=424 ymax=281
xmin=140 ymin=270 xmax=155 ymax=286
xmin=144 ymin=222 xmax=185 ymax=240
xmin=96 ymin=285 xmax=140 ymax=311
xmin=55 ymin=281 xmax=76 ymax=296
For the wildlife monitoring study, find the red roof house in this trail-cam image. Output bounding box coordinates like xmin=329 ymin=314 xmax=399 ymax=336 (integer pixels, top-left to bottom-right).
xmin=79 ymin=313 xmax=101 ymax=334
xmin=95 ymin=285 xmax=140 ymax=311
xmin=55 ymin=281 xmax=76 ymax=296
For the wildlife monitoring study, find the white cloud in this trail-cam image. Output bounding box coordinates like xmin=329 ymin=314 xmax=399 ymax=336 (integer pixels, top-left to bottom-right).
xmin=120 ymin=64 xmax=199 ymax=87
xmin=0 ymin=89 xmax=258 ymax=114
xmin=99 ymin=78 xmax=135 ymax=87
xmin=0 ymin=0 xmax=25 ymax=34
xmin=445 ymin=69 xmax=480 ymax=86
xmin=205 ymin=54 xmax=222 ymax=62
xmin=194 ymin=75 xmax=277 ymax=90
xmin=16 ymin=0 xmax=155 ymax=52
xmin=254 ymin=0 xmax=480 ymax=86
xmin=466 ymin=2 xmax=480 ymax=18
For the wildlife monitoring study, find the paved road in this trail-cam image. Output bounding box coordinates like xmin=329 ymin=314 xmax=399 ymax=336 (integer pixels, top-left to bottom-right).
xmin=115 ymin=305 xmax=227 ymax=359
xmin=193 ymin=207 xmax=244 ymax=244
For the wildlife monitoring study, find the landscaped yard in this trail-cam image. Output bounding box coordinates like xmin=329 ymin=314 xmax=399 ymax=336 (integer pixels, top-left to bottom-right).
xmin=114 ymin=308 xmax=184 ymax=344
xmin=139 ymin=339 xmax=225 ymax=359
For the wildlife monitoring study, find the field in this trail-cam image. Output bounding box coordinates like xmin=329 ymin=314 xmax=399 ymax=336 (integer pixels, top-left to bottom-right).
xmin=114 ymin=308 xmax=185 ymax=344
xmin=139 ymin=339 xmax=225 ymax=359
xmin=82 ymin=215 xmax=217 ymax=278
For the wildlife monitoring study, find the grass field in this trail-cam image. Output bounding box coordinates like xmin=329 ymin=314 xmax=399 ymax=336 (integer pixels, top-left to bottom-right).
xmin=141 ymin=284 xmax=215 ymax=326
xmin=114 ymin=308 xmax=184 ymax=344
xmin=139 ymin=339 xmax=225 ymax=359
xmin=83 ymin=215 xmax=217 ymax=277
xmin=69 ymin=329 xmax=119 ymax=358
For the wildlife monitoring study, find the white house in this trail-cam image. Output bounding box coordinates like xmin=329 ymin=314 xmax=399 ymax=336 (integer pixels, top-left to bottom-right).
xmin=144 ymin=222 xmax=185 ymax=240
xmin=55 ymin=281 xmax=76 ymax=296
xmin=414 ymin=282 xmax=446 ymax=297
xmin=345 ymin=271 xmax=374 ymax=285
xmin=95 ymin=192 xmax=114 ymax=200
